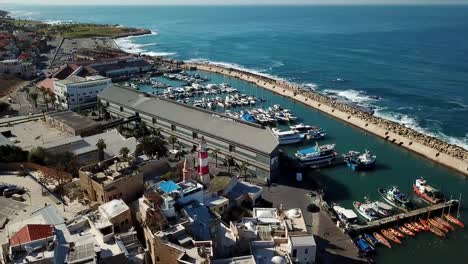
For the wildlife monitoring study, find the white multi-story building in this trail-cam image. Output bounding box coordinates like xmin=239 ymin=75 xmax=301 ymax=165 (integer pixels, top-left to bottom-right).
xmin=55 ymin=73 xmax=111 ymax=109
xmin=0 ymin=59 xmax=35 ymax=79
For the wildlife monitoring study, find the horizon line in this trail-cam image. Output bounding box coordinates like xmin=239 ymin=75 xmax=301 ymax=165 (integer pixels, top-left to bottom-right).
xmin=3 ymin=3 xmax=468 ymax=6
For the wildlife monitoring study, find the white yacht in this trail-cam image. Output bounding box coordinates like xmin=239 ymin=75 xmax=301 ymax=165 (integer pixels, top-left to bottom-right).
xmin=272 ymin=128 xmax=304 ymax=145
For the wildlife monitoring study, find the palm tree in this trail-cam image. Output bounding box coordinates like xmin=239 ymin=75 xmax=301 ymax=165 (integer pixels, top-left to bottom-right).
xmin=47 ymin=91 xmax=56 ymax=110
xmin=29 ymin=92 xmax=38 ymax=108
xmin=96 ymin=101 xmax=104 ymax=119
xmin=212 ymin=148 xmax=220 ymax=167
xmin=239 ymin=161 xmax=248 ymax=181
xmin=169 ymin=135 xmax=177 ymax=150
xmin=119 ymin=147 xmax=130 ymax=161
xmin=39 ymin=88 xmax=50 ymax=111
xmin=96 ymin=139 xmax=106 ymax=161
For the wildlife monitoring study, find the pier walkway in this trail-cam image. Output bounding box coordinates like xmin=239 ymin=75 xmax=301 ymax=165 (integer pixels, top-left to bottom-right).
xmin=350 ymin=200 xmax=459 ymax=234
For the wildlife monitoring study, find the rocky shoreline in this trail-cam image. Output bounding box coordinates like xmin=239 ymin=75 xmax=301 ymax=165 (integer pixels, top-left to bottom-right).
xmin=181 ymin=62 xmax=468 ymax=175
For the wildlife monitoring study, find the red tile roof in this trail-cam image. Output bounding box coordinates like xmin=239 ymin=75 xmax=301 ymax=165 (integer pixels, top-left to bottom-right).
xmin=36 ymin=78 xmax=56 ymax=93
xmin=9 ymin=224 xmax=54 ymax=246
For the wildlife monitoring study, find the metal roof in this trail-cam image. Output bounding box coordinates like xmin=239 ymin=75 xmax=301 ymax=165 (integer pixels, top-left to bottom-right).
xmin=99 ymin=85 xmax=279 ymax=155
xmin=290 ymin=235 xmax=316 ymax=247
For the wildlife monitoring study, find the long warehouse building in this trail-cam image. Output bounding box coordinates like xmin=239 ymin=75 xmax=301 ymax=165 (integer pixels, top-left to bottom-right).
xmin=98 ymin=85 xmax=280 ymax=182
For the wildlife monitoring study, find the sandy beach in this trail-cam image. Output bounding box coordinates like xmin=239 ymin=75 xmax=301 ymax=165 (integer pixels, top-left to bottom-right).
xmin=182 ymin=62 xmax=468 ymax=176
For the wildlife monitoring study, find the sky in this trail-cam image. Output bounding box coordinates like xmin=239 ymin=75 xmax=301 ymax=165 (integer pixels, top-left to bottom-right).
xmin=4 ymin=0 xmax=468 ymax=5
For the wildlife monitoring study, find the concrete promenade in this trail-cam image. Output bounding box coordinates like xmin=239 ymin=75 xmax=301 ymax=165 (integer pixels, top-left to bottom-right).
xmin=182 ymin=62 xmax=468 ymax=176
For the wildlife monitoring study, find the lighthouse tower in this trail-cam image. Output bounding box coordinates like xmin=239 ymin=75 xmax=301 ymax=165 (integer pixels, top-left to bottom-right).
xmin=198 ymin=137 xmax=210 ymax=184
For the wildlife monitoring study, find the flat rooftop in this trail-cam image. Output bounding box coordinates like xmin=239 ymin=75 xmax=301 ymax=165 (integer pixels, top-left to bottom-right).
xmin=99 ymin=85 xmax=279 ymax=154
xmin=47 ymin=111 xmax=99 ymax=132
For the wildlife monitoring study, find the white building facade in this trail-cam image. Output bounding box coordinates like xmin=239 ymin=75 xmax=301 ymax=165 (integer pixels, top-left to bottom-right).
xmin=0 ymin=59 xmax=35 ymax=79
xmin=55 ymin=75 xmax=111 ymax=109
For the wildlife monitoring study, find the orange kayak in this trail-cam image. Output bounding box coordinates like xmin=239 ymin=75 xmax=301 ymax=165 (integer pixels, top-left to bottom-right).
xmin=404 ymin=222 xmax=420 ymax=232
xmin=435 ymin=217 xmax=454 ymax=231
xmin=428 ymin=218 xmax=449 ymax=233
xmin=398 ymin=226 xmax=415 ymax=236
xmin=428 ymin=225 xmax=445 ymax=237
xmin=388 ymin=228 xmax=405 ymax=238
xmin=374 ymin=232 xmax=392 ymax=248
xmin=382 ymin=229 xmax=401 ymax=244
xmin=444 ymin=214 xmax=464 ymax=228
xmin=413 ymin=221 xmax=428 ymax=231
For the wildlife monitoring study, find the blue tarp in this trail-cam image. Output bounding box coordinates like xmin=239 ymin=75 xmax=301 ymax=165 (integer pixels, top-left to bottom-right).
xmin=159 ymin=180 xmax=181 ymax=193
xmin=298 ymin=147 xmax=318 ymax=155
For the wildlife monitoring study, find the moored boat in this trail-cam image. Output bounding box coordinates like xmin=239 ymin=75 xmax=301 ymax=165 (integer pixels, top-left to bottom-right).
xmin=378 ymin=186 xmax=413 ymax=211
xmin=388 ymin=228 xmax=404 ymax=238
xmin=398 ymin=226 xmax=415 ymax=236
xmin=368 ymin=200 xmax=393 ymax=217
xmin=373 ymin=232 xmax=392 ymax=248
xmin=353 ymin=201 xmax=380 ymax=222
xmin=333 ymin=205 xmax=358 ymax=224
xmin=413 ymin=177 xmax=444 ymax=204
xmin=344 ymin=150 xmax=376 ymax=171
xmin=428 ymin=225 xmax=445 ymax=237
xmin=404 ymin=222 xmax=420 ymax=232
xmin=381 ymin=229 xmax=401 ymax=244
xmin=413 ymin=221 xmax=428 ymax=231
xmin=295 ymin=142 xmax=338 ymax=166
xmin=272 ymin=128 xmax=304 ymax=145
xmin=444 ymin=214 xmax=464 ymax=228
xmin=428 ymin=218 xmax=449 ymax=233
xmin=434 ymin=216 xmax=454 ymax=231
xmin=356 ymin=238 xmax=374 ymax=254
xmin=363 ymin=233 xmax=379 ymax=247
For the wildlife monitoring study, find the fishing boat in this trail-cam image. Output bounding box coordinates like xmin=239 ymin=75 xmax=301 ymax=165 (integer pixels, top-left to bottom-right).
xmin=398 ymin=226 xmax=415 ymax=236
xmin=428 ymin=225 xmax=445 ymax=237
xmin=434 ymin=217 xmax=454 ymax=231
xmin=419 ymin=218 xmax=430 ymax=229
xmin=241 ymin=112 xmax=257 ymax=123
xmin=413 ymin=177 xmax=444 ymax=204
xmin=388 ymin=228 xmax=404 ymax=238
xmin=378 ymin=186 xmax=413 ymax=211
xmin=272 ymin=128 xmax=304 ymax=145
xmin=373 ymin=232 xmax=391 ymax=248
xmin=428 ymin=218 xmax=449 ymax=233
xmin=333 ymin=205 xmax=358 ymax=224
xmin=353 ymin=201 xmax=380 ymax=222
xmin=404 ymin=222 xmax=420 ymax=232
xmin=381 ymin=229 xmax=401 ymax=244
xmin=295 ymin=142 xmax=337 ymax=166
xmin=369 ymin=200 xmax=393 ymax=217
xmin=290 ymin=123 xmax=326 ymax=135
xmin=344 ymin=150 xmax=376 ymax=170
xmin=356 ymin=238 xmax=374 ymax=254
xmin=363 ymin=233 xmax=379 ymax=247
xmin=444 ymin=214 xmax=464 ymax=228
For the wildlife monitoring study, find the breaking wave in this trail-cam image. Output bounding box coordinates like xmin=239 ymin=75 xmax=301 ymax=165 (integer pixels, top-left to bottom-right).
xmin=114 ymin=31 xmax=176 ymax=57
xmin=374 ymin=108 xmax=468 ymax=150
xmin=322 ymin=89 xmax=380 ymax=104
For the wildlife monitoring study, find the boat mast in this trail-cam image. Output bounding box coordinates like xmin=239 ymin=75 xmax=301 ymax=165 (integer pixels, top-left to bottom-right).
xmin=457 ymin=193 xmax=462 ymax=219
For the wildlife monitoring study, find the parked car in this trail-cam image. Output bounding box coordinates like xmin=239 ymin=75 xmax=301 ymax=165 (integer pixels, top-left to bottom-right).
xmin=3 ymin=187 xmax=23 ymax=197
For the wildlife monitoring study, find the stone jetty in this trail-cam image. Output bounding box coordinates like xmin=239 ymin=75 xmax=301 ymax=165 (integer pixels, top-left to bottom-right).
xmin=181 ymin=62 xmax=468 ymax=176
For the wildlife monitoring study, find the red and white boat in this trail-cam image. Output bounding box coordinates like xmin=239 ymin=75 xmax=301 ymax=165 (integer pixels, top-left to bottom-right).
xmin=413 ymin=178 xmax=444 ymax=204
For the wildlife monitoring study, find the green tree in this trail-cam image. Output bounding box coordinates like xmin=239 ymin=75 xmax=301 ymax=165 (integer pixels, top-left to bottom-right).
xmin=169 ymin=135 xmax=177 ymax=150
xmin=239 ymin=161 xmax=248 ymax=181
xmin=96 ymin=139 xmax=106 ymax=161
xmin=29 ymin=92 xmax=38 ymax=108
xmin=0 ymin=145 xmax=28 ymax=163
xmin=119 ymin=147 xmax=130 ymax=161
xmin=47 ymin=91 xmax=56 ymax=110
xmin=39 ymin=88 xmax=50 ymax=111
xmin=28 ymin=147 xmax=47 ymax=165
xmin=139 ymin=135 xmax=168 ymax=158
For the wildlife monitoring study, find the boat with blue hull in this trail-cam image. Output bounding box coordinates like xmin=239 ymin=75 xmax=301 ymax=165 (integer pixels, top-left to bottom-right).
xmin=343 ymin=150 xmax=376 ymax=170
xmin=378 ymin=186 xmax=413 ymax=211
xmin=356 ymin=237 xmax=374 ymax=254
xmin=295 ymin=142 xmax=337 ymax=166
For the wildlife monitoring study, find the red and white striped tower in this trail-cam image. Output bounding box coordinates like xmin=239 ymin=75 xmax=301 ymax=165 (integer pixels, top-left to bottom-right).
xmin=198 ymin=137 xmax=210 ymax=184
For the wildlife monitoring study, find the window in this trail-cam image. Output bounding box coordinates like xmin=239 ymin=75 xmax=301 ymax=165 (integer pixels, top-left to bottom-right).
xmin=152 ymin=117 xmax=156 ymax=124
xmin=135 ymin=112 xmax=139 ymax=117
xmin=171 ymin=124 xmax=176 ymax=131
xmin=192 ymin=132 xmax=198 ymax=139
xmin=106 ymin=102 xmax=109 ymax=107
xmin=305 ymin=248 xmax=308 ymax=254
xmin=120 ymin=106 xmax=124 ymax=112
xmin=292 ymin=249 xmax=297 ymax=258
xmin=229 ymin=145 xmax=235 ymax=152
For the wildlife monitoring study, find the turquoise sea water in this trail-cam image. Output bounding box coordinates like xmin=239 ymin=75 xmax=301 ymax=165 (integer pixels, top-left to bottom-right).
xmin=3 ymin=4 xmax=468 ymax=263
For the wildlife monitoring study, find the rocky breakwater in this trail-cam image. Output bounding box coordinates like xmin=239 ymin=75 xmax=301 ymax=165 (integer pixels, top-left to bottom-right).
xmin=182 ymin=62 xmax=468 ymax=176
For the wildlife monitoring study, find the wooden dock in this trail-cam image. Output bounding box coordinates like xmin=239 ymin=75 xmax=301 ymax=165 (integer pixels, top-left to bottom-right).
xmin=349 ymin=200 xmax=459 ymax=234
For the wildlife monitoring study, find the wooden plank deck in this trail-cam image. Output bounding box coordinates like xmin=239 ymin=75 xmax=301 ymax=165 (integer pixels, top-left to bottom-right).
xmin=350 ymin=200 xmax=459 ymax=233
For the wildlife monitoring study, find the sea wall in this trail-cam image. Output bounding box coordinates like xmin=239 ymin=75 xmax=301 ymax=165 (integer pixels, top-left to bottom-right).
xmin=182 ymin=62 xmax=468 ymax=176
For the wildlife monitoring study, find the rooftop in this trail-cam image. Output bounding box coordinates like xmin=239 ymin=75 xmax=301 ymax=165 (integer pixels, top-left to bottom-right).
xmin=47 ymin=111 xmax=100 ymax=132
xmin=213 ymin=255 xmax=256 ymax=264
xmin=9 ymin=224 xmax=54 ymax=246
xmin=289 ymin=234 xmax=316 ymax=247
xmin=158 ymin=180 xmax=181 ymax=193
xmin=226 ymin=181 xmax=263 ymax=201
xmin=99 ymin=199 xmax=129 ymax=219
xmin=98 ymin=85 xmax=279 ymax=154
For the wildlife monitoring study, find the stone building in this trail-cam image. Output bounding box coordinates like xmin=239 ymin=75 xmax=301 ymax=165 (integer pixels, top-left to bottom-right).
xmin=79 ymin=157 xmax=144 ymax=205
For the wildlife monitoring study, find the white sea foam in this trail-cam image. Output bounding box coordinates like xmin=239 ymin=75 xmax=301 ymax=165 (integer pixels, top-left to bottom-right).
xmin=44 ymin=20 xmax=73 ymax=25
xmin=374 ymin=108 xmax=468 ymax=150
xmin=303 ymin=83 xmax=319 ymax=90
xmin=323 ymin=89 xmax=378 ymax=104
xmin=185 ymin=58 xmax=286 ymax=81
xmin=114 ymin=32 xmax=174 ymax=57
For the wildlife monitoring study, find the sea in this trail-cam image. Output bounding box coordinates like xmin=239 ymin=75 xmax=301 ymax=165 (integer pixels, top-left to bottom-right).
xmin=3 ymin=4 xmax=468 ymax=264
